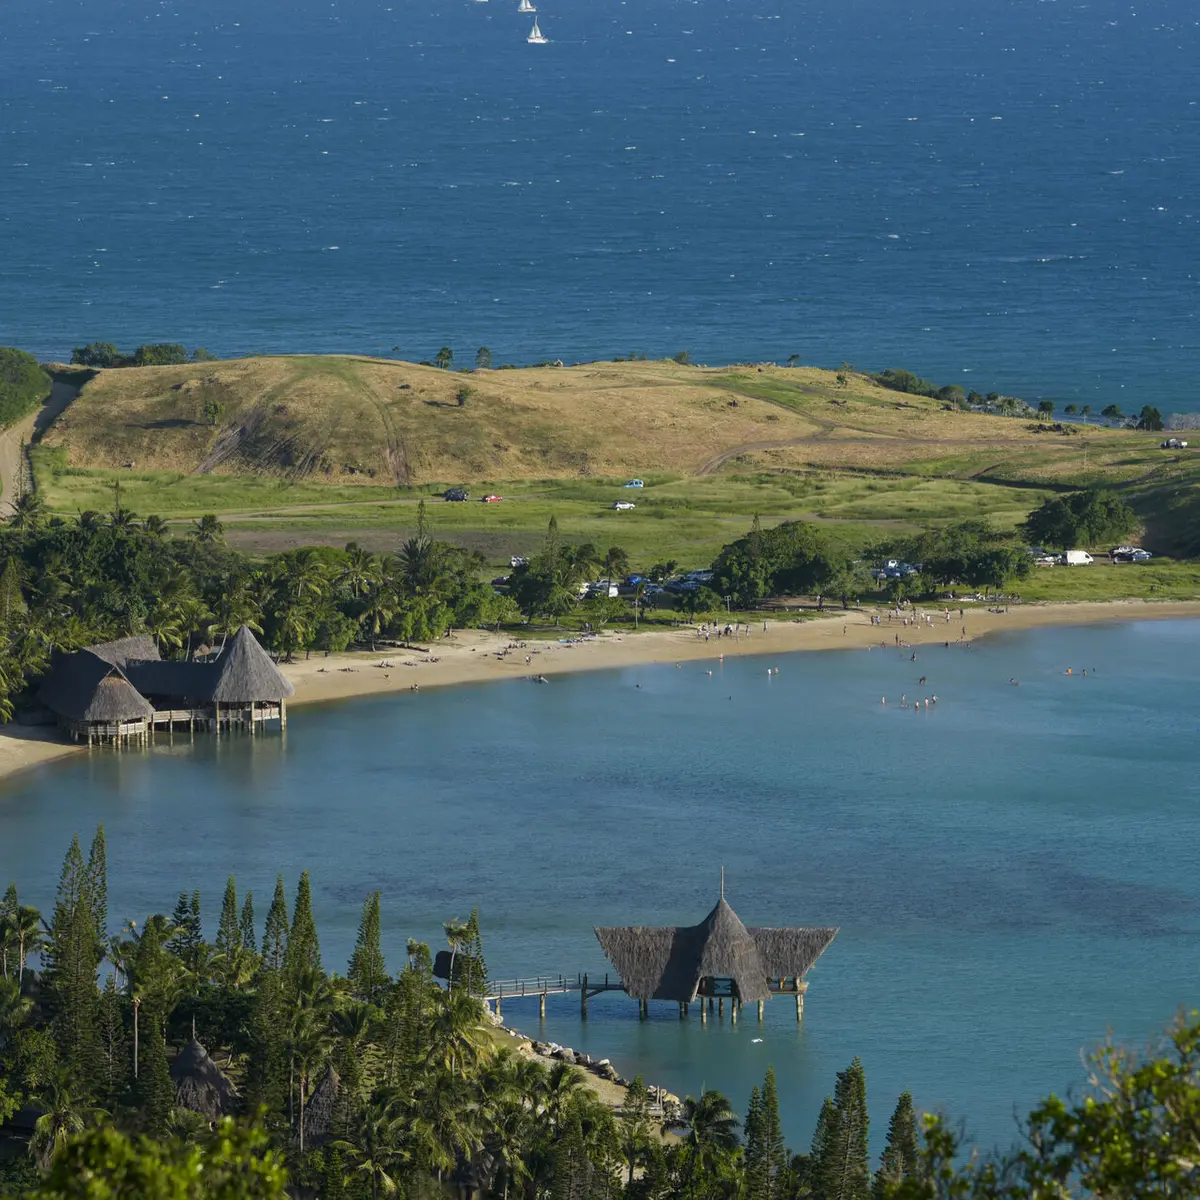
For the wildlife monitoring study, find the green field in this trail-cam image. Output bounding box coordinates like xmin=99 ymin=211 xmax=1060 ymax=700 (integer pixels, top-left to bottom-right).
xmin=21 ymin=355 xmax=1200 ymax=598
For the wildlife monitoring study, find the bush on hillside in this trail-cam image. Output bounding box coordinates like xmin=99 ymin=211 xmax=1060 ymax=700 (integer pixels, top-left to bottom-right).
xmin=70 ymin=341 xmax=123 ymax=368
xmin=0 ymin=347 xmax=52 ymax=426
xmin=1023 ymin=489 xmax=1137 ymax=549
xmin=711 ymin=519 xmax=854 ymax=606
xmin=131 ymin=343 xmax=189 ymax=366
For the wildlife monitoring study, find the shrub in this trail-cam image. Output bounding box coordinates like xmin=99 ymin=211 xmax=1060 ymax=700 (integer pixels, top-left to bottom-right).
xmin=71 ymin=341 xmax=123 ymax=368
xmin=131 ymin=343 xmax=189 ymax=366
xmin=0 ymin=347 xmax=52 ymax=426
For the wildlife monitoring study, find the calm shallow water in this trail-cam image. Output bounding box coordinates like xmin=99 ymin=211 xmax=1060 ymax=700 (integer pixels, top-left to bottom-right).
xmin=3 ymin=0 xmax=1200 ymax=410
xmin=2 ymin=619 xmax=1198 ymax=1152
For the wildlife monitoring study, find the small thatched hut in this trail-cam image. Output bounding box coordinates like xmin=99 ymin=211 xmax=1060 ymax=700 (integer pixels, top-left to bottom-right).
xmin=595 ymin=895 xmax=837 ymax=1004
xmin=304 ymin=1062 xmax=341 ymax=1146
xmin=37 ymin=650 xmax=154 ymax=744
xmin=170 ymin=1038 xmax=239 ymax=1120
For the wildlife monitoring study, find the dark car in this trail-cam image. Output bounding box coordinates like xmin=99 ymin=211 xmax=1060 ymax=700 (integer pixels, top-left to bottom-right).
xmin=443 ymin=487 xmax=469 ymax=501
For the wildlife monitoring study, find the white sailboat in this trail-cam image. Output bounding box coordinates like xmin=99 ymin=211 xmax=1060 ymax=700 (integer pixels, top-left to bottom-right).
xmin=518 ymin=0 xmax=536 ymax=12
xmin=527 ymin=18 xmax=547 ymax=42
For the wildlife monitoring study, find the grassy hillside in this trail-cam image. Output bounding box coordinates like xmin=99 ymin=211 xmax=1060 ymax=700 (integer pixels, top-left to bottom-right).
xmin=30 ymin=355 xmax=1200 ymax=564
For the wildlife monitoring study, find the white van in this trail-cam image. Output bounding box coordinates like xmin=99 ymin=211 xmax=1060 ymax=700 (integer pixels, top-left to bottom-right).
xmin=1064 ymin=550 xmax=1094 ymax=566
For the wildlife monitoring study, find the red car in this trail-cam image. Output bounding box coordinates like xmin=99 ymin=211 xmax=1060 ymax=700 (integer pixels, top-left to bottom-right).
xmin=482 ymin=494 xmax=502 ymax=503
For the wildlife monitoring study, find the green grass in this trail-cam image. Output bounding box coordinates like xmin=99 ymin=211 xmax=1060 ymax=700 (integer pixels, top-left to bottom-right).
xmin=1015 ymin=560 xmax=1200 ymax=602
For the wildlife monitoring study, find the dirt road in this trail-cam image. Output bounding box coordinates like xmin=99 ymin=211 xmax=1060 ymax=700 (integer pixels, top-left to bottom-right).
xmin=0 ymin=379 xmax=80 ymax=515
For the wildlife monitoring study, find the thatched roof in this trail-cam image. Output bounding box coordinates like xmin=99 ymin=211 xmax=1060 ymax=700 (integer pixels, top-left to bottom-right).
xmin=210 ymin=626 xmax=294 ymax=703
xmin=171 ymin=1038 xmax=239 ymax=1120
xmin=88 ymin=634 xmax=161 ymax=670
xmin=124 ymin=659 xmax=211 ymax=701
xmin=37 ymin=651 xmax=154 ymax=723
xmin=595 ymin=897 xmax=838 ymax=1003
xmin=305 ymin=1062 xmax=341 ymax=1144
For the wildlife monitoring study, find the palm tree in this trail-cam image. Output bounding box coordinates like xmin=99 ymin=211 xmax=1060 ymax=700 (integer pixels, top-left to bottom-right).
xmin=424 ymin=987 xmax=486 ymax=1080
xmin=0 ymin=976 xmax=34 ymax=1037
xmin=8 ymin=492 xmax=44 ymax=532
xmin=339 ymin=545 xmax=380 ymax=600
xmin=209 ymin=574 xmax=263 ymax=649
xmin=146 ymin=600 xmax=186 ymax=655
xmin=30 ymin=1071 xmax=102 ymax=1168
xmin=7 ymin=904 xmax=43 ymax=979
xmin=75 ymin=510 xmax=102 ymax=534
xmin=109 ymin=507 xmax=139 ymax=531
xmin=604 ymin=545 xmax=629 ymax=588
xmin=542 ymin=1060 xmax=587 ymax=1131
xmin=442 ymin=919 xmax=471 ymax=993
xmin=333 ymin=1098 xmax=409 ymax=1200
xmin=669 ymin=1089 xmax=740 ymax=1200
xmin=289 ymin=1007 xmax=333 ymax=1152
xmin=397 ymin=535 xmax=446 ymax=598
xmin=359 ymin=587 xmax=397 ymax=651
xmin=192 ymin=513 xmax=225 ymax=544
xmin=143 ymin=514 xmax=170 ymax=539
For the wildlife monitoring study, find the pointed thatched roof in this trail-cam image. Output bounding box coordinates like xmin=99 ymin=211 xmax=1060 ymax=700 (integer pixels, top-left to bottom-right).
xmin=37 ymin=651 xmax=154 ymax=723
xmin=304 ymin=1062 xmax=341 ymax=1145
xmin=170 ymin=1038 xmax=239 ymax=1120
xmin=88 ymin=634 xmax=161 ymax=670
xmin=210 ymin=626 xmax=294 ymax=703
xmin=595 ymin=897 xmax=838 ymax=1003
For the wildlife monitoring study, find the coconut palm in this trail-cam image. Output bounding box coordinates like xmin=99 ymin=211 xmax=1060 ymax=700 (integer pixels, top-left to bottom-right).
xmin=0 ymin=975 xmax=34 ymax=1036
xmin=5 ymin=903 xmax=44 ymax=979
xmin=109 ymin=506 xmax=139 ymax=531
xmin=333 ymin=1098 xmax=409 ymax=1200
xmin=191 ymin=513 xmax=225 ymax=544
xmin=442 ymin=918 xmax=472 ymax=993
xmin=8 ymin=492 xmax=44 ymax=532
xmin=359 ymin=587 xmax=397 ymax=651
xmin=669 ymin=1089 xmax=741 ymax=1200
xmin=29 ymin=1071 xmax=102 ymax=1168
xmin=289 ymin=1007 xmax=333 ymax=1152
xmin=423 ymin=987 xmax=486 ymax=1080
xmin=339 ymin=545 xmax=380 ymax=600
xmin=143 ymin=514 xmax=170 ymax=539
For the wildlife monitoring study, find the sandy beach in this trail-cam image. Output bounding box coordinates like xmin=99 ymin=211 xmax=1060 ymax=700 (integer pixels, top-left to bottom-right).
xmin=2 ymin=598 xmax=1198 ymax=783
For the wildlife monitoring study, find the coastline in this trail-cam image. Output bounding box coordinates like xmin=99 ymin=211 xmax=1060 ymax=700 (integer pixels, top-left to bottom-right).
xmin=2 ymin=598 xmax=1198 ymax=783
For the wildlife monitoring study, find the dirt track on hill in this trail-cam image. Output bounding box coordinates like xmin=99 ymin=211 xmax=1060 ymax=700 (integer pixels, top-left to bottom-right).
xmin=0 ymin=379 xmax=80 ymax=515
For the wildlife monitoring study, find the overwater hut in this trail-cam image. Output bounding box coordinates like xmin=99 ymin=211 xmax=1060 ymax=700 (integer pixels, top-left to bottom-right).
xmin=595 ymin=893 xmax=837 ymax=1019
xmin=37 ymin=625 xmax=292 ymax=743
xmin=170 ymin=1038 xmax=239 ymax=1120
xmin=37 ymin=648 xmax=155 ymax=746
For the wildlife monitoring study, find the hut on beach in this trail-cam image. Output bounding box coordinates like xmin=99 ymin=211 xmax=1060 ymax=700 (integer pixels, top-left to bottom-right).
xmin=595 ymin=892 xmax=837 ymax=1020
xmin=37 ymin=625 xmax=292 ymax=745
xmin=170 ymin=1038 xmax=239 ymax=1120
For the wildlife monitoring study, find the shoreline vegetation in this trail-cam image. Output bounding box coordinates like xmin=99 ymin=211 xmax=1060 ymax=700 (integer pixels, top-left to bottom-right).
xmin=2 ymin=598 xmax=1198 ymax=783
xmin=3 ymin=833 xmax=1200 ymax=1199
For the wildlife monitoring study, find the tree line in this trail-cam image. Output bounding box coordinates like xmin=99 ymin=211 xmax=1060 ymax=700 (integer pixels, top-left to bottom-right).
xmin=0 ymin=498 xmax=515 ymax=721
xmin=0 ymin=831 xmax=923 ymax=1199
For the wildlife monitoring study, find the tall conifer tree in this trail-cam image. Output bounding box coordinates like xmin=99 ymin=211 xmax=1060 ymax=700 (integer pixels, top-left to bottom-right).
xmin=97 ymin=974 xmax=130 ymax=1110
xmin=216 ymin=876 xmax=240 ymax=955
xmin=809 ymin=1096 xmax=841 ymax=1200
xmin=744 ymin=1084 xmax=767 ymax=1200
xmin=825 ymin=1058 xmax=870 ymax=1200
xmin=239 ymin=891 xmax=256 ymax=952
xmin=762 ymin=1066 xmax=787 ymax=1198
xmin=44 ymin=835 xmax=102 ymax=1092
xmin=262 ymin=876 xmax=289 ymax=970
xmin=136 ymin=1008 xmax=175 ymax=1136
xmin=347 ymin=891 xmax=387 ymax=1005
xmin=872 ymin=1092 xmax=919 ymax=1199
xmin=84 ymin=825 xmax=108 ymax=949
xmin=286 ymin=871 xmax=321 ymax=977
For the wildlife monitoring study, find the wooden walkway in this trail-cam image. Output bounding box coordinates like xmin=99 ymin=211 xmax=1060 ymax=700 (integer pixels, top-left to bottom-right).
xmin=484 ymin=972 xmax=809 ymax=1022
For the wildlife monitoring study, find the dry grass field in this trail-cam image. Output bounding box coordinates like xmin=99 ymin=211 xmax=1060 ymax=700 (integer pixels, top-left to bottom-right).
xmin=28 ymin=355 xmax=1200 ymax=565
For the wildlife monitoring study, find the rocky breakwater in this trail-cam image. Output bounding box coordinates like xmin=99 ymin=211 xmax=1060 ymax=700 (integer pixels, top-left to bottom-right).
xmin=527 ymin=1037 xmax=681 ymax=1119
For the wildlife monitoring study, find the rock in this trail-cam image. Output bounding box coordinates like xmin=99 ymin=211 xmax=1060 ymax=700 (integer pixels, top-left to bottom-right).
xmin=532 ymin=1042 xmax=551 ymax=1056
xmin=576 ymin=1053 xmax=593 ymax=1067
xmin=596 ymin=1062 xmax=620 ymax=1082
xmin=554 ymin=1048 xmax=577 ymax=1065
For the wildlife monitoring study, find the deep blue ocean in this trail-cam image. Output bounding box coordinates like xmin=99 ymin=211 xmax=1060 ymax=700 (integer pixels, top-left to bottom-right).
xmin=3 ymin=621 xmax=1199 ymax=1152
xmin=3 ymin=0 xmax=1200 ymax=410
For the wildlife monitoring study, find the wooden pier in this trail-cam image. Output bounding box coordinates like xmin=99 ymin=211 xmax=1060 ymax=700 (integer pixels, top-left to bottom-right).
xmin=484 ymin=972 xmax=809 ymax=1023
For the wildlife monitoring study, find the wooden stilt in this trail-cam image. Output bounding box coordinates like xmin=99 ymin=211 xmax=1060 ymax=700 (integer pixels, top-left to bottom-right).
xmin=757 ymin=1000 xmax=765 ymax=1022
xmin=280 ymin=699 xmax=287 ymax=730
xmin=639 ymin=999 xmax=648 ymax=1020
xmin=731 ymin=999 xmax=738 ymax=1024
xmin=539 ymin=993 xmax=547 ymax=1020
xmin=718 ymin=997 xmax=724 ymax=1018
xmin=495 ymin=995 xmax=501 ymax=1018
xmin=580 ymin=973 xmax=588 ymax=1019
xmin=700 ymin=999 xmax=707 ymax=1022
xmin=796 ymin=981 xmax=807 ymax=1024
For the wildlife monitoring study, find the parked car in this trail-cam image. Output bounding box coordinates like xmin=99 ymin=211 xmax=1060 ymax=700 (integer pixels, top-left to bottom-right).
xmin=481 ymin=494 xmax=502 ymax=503
xmin=1112 ymin=545 xmax=1153 ymax=563
xmin=510 ymin=555 xmax=527 ymax=568
xmin=612 ymin=501 xmax=636 ymax=511
xmin=1161 ymin=438 xmax=1189 ymax=449
xmin=623 ymin=479 xmax=645 ymax=488
xmin=443 ymin=487 xmax=469 ymax=501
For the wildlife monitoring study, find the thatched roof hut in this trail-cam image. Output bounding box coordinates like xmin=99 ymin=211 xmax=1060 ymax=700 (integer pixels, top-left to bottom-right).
xmin=209 ymin=626 xmax=294 ymax=703
xmin=170 ymin=1038 xmax=239 ymax=1120
xmin=595 ymin=896 xmax=837 ymax=1003
xmin=37 ymin=651 xmax=154 ymax=724
xmin=304 ymin=1062 xmax=341 ymax=1145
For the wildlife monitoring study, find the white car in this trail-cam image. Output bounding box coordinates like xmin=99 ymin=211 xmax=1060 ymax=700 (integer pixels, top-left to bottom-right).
xmin=612 ymin=501 xmax=636 ymax=511
xmin=623 ymin=479 xmax=645 ymax=488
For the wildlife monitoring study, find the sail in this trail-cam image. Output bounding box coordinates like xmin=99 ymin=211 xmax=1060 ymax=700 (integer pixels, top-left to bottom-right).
xmin=519 ymin=0 xmax=535 ymax=11
xmin=528 ymin=19 xmax=544 ymax=40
